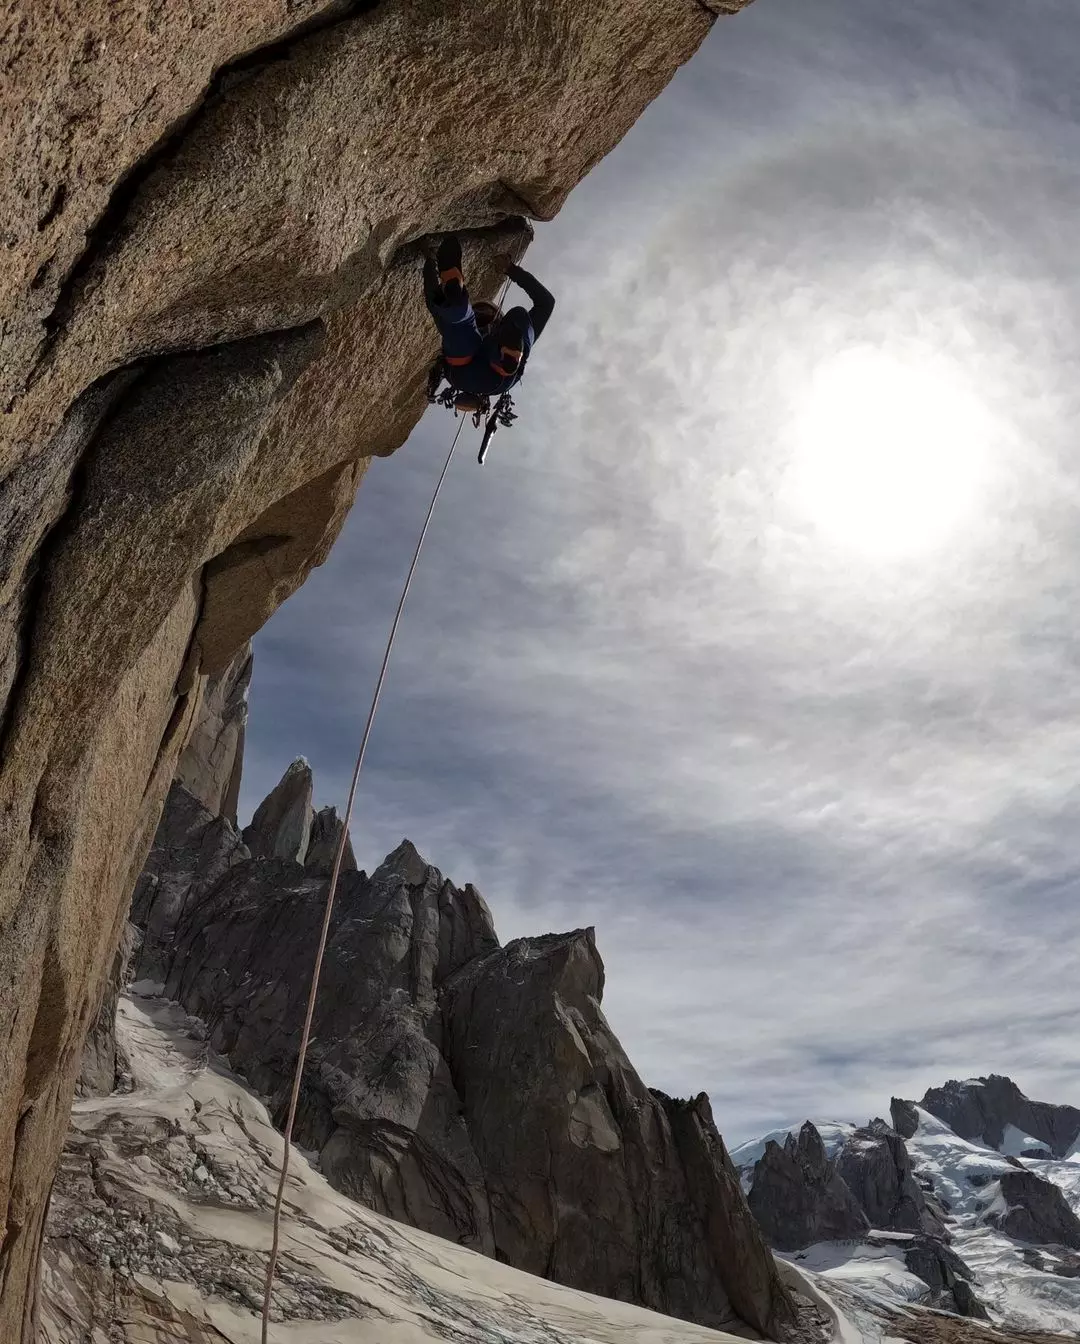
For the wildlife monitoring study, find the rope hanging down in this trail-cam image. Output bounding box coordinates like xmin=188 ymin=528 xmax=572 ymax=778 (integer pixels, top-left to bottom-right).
xmin=259 ymin=414 xmax=467 ymax=1342
xmin=260 ymin=267 xmax=511 ymax=1339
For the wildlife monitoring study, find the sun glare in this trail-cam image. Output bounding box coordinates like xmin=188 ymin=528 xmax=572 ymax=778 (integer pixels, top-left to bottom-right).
xmin=785 ymin=347 xmax=991 ymax=559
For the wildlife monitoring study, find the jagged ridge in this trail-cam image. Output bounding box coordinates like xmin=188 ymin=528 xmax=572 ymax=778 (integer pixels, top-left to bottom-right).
xmin=119 ymin=766 xmax=796 ymax=1338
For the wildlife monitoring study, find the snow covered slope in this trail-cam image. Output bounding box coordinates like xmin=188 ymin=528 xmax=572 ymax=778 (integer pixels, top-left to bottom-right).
xmin=1000 ymin=1126 xmax=1052 ymax=1160
xmin=903 ymin=1107 xmax=1018 ymax=1218
xmin=41 ymin=996 xmax=753 ymax=1344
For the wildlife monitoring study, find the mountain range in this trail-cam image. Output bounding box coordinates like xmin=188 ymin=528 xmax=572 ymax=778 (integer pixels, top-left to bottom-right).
xmin=731 ymin=1079 xmax=1080 ymax=1337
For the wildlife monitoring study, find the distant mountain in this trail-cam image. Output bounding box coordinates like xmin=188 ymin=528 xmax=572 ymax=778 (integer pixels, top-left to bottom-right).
xmin=731 ymin=1080 xmax=1080 ymax=1338
xmin=918 ymin=1075 xmax=1080 ymax=1161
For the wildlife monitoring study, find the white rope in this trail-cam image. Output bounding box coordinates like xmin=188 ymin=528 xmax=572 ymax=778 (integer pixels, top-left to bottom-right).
xmin=259 ymin=414 xmax=465 ymax=1341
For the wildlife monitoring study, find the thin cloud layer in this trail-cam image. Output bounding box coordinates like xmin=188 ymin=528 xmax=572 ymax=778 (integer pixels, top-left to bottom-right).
xmin=242 ymin=0 xmax=1080 ymax=1140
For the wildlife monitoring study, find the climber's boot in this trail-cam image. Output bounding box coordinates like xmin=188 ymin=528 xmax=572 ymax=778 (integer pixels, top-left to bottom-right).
xmin=436 ymin=235 xmax=464 ymax=301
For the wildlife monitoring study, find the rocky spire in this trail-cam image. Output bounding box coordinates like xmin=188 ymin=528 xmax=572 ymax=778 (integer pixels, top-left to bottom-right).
xmin=305 ymin=805 xmax=358 ymax=877
xmin=890 ymin=1096 xmax=920 ymax=1139
xmin=242 ymin=758 xmax=314 ymax=863
xmin=748 ymin=1121 xmax=869 ymax=1250
xmin=836 ymin=1118 xmax=947 ymax=1237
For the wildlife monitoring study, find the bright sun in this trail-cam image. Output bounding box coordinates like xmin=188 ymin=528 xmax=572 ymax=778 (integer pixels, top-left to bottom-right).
xmin=784 ymin=347 xmax=991 ymax=559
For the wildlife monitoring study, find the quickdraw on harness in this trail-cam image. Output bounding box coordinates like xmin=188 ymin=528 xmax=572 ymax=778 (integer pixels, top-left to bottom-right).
xmin=426 ymin=357 xmax=519 ymax=465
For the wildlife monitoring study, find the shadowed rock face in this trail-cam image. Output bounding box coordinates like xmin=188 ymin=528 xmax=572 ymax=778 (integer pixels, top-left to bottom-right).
xmin=438 ymin=930 xmax=790 ymax=1335
xmin=129 ymin=786 xmax=793 ymax=1338
xmin=891 ymin=1097 xmax=921 ymax=1141
xmin=75 ymin=923 xmax=137 ymax=1100
xmin=748 ymin=1122 xmax=870 ymax=1252
xmin=3 ymin=3 xmax=754 ymax=1326
xmin=305 ymin=805 xmax=359 ymax=877
xmin=174 ymin=643 xmax=252 ymax=823
xmin=129 ymin=782 xmax=250 ymax=986
xmin=918 ymin=1077 xmax=1080 ymax=1159
xmin=837 ymin=1120 xmax=948 ymax=1238
xmin=989 ymin=1171 xmax=1080 ymax=1250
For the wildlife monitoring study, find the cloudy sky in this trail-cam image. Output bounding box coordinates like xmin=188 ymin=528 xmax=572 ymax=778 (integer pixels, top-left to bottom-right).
xmin=240 ymin=0 xmax=1080 ymax=1142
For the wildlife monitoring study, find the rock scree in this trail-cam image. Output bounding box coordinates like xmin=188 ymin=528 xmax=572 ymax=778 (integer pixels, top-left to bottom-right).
xmin=1 ymin=2 xmax=758 ymax=1333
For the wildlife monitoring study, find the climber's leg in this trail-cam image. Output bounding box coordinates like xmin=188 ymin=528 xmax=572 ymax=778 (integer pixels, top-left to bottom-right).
xmin=430 ymin=297 xmax=483 ymax=371
xmin=424 ymin=239 xmax=483 ymax=373
xmin=436 ymin=234 xmax=465 ymax=300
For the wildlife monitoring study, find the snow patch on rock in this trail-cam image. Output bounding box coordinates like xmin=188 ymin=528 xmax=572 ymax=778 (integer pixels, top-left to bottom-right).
xmin=1001 ymin=1123 xmax=1052 ymax=1159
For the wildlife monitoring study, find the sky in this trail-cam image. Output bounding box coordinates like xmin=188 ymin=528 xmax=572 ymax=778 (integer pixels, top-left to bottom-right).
xmin=239 ymin=0 xmax=1080 ymax=1143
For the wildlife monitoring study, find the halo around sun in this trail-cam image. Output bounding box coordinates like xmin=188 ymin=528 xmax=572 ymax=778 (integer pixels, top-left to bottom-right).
xmin=783 ymin=347 xmax=992 ymax=559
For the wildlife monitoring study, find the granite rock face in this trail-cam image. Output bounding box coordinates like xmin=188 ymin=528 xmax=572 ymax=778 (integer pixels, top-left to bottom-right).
xmin=748 ymin=1123 xmax=870 ymax=1252
xmin=174 ymin=642 xmax=252 ymax=823
xmin=4 ymin=3 xmax=754 ymax=1331
xmin=128 ymin=791 xmax=793 ymax=1338
xmin=305 ymin=805 xmax=359 ymax=877
xmin=129 ymin=782 xmax=250 ymax=986
xmin=437 ymin=929 xmax=790 ymax=1334
xmin=75 ymin=923 xmax=137 ymax=1100
xmin=901 ymin=1236 xmax=988 ymax=1319
xmin=890 ymin=1096 xmax=922 ymax=1141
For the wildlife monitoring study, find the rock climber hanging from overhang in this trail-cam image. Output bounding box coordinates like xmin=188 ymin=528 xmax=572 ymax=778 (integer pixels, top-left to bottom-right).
xmin=423 ymin=233 xmax=555 ymax=461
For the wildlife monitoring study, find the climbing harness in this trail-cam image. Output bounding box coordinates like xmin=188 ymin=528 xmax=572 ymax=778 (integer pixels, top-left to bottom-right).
xmin=427 ymin=368 xmax=519 ymax=465
xmin=259 ymin=415 xmax=467 ymax=1344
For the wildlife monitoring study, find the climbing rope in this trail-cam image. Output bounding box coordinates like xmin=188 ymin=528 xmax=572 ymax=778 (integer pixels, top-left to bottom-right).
xmin=259 ymin=414 xmax=467 ymax=1342
xmin=259 ymin=267 xmax=512 ymax=1340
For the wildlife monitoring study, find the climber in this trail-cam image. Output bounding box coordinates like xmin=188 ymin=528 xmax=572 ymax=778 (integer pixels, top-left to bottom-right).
xmin=422 ymin=234 xmax=555 ymax=405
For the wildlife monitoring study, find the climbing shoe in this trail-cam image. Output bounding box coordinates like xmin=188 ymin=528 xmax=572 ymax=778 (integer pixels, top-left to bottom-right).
xmin=437 ymin=235 xmax=464 ymax=300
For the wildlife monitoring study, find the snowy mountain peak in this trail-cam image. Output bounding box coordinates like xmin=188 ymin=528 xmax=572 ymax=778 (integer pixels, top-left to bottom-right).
xmin=917 ymin=1074 xmax=1080 ymax=1161
xmin=730 ymin=1119 xmax=857 ymax=1171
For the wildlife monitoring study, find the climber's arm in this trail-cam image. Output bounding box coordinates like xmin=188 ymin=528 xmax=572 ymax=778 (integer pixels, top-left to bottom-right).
xmin=507 ymin=262 xmax=555 ymax=340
